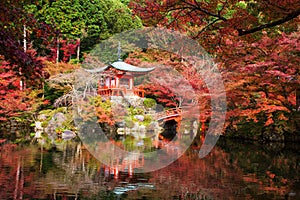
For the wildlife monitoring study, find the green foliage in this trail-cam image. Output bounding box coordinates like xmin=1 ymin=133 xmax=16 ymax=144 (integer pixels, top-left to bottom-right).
xmin=38 ymin=107 xmax=75 ymax=131
xmin=25 ymin=0 xmax=142 ymax=54
xmin=141 ymin=115 xmax=152 ymax=126
xmin=92 ymin=96 xmax=112 ymax=111
xmin=84 ymin=31 xmax=144 ymax=66
xmin=69 ymin=59 xmax=80 ymax=64
xmin=236 ymin=1 xmax=247 ymax=9
xmin=125 ymin=116 xmax=135 ymax=128
xmin=120 ymin=0 xmax=131 ymax=5
xmin=125 ymin=106 xmax=153 ymax=127
xmin=123 ymin=135 xmax=137 ymax=151
xmin=216 ymin=3 xmax=223 ymax=11
xmin=42 ymin=82 xmax=64 ymax=108
xmin=142 ymin=137 xmax=153 ymax=152
xmin=127 ymin=106 xmax=144 ymax=116
xmin=143 ymin=98 xmax=156 ymax=109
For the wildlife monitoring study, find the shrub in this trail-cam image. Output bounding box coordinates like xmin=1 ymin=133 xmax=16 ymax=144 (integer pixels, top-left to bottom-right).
xmin=143 ymin=98 xmax=156 ymax=109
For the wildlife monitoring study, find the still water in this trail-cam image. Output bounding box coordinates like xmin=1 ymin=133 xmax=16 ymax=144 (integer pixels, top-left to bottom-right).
xmin=0 ymin=137 xmax=299 ymax=200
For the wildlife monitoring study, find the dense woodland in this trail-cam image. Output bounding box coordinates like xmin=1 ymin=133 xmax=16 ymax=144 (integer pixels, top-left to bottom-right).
xmin=0 ymin=0 xmax=300 ymax=140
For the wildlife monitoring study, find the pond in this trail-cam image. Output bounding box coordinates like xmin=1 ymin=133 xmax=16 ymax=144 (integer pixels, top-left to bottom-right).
xmin=0 ymin=136 xmax=299 ymax=199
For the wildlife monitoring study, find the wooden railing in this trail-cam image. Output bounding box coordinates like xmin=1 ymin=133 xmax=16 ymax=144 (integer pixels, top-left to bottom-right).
xmin=98 ymin=88 xmax=113 ymax=96
xmin=133 ymin=88 xmax=145 ymax=98
xmin=153 ymin=107 xmax=182 ymax=121
xmin=98 ymin=87 xmax=146 ymax=98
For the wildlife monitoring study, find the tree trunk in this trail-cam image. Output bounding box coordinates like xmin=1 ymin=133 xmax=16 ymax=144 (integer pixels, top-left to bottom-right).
xmin=14 ymin=158 xmax=21 ymax=199
xmin=56 ymin=37 xmax=60 ymax=63
xmin=23 ymin=25 xmax=26 ymax=52
xmin=20 ymin=25 xmax=27 ymax=91
xmin=77 ymin=38 xmax=80 ymax=60
xmin=297 ymin=88 xmax=300 ymax=111
xmin=19 ymin=159 xmax=24 ymax=199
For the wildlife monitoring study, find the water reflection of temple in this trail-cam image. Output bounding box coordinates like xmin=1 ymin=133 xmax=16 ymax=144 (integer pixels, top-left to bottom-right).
xmin=102 ymin=153 xmax=145 ymax=178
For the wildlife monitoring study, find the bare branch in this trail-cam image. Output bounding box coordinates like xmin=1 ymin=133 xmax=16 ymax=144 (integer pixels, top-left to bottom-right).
xmin=238 ymin=9 xmax=300 ymax=36
xmin=183 ymin=0 xmax=227 ymax=21
xmin=192 ymin=18 xmax=221 ymax=39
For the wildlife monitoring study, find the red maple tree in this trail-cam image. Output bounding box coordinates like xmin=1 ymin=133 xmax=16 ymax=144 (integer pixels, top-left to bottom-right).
xmin=130 ymin=0 xmax=300 ymax=135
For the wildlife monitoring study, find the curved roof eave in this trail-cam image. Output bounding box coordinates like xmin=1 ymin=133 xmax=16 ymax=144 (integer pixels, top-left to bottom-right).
xmin=83 ymin=61 xmax=155 ymax=73
xmin=111 ymin=61 xmax=155 ymax=72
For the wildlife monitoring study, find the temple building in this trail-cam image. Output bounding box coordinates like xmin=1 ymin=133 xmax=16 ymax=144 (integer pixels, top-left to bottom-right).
xmin=86 ymin=60 xmax=155 ymax=97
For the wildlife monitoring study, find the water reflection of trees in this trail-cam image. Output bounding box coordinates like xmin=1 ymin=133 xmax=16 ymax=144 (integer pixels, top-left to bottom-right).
xmin=217 ymin=139 xmax=300 ymax=198
xmin=0 ymin=139 xmax=299 ymax=199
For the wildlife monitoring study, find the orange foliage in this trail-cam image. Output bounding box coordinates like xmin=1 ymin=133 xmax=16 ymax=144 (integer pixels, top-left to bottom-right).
xmin=45 ymin=62 xmax=80 ymax=77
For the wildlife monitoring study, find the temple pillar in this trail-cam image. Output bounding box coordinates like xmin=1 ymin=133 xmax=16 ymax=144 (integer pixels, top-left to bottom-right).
xmin=116 ymin=77 xmax=119 ymax=88
xmin=106 ymin=77 xmax=110 ymax=88
xmin=129 ymin=77 xmax=133 ymax=89
xmin=111 ymin=78 xmax=115 ymax=88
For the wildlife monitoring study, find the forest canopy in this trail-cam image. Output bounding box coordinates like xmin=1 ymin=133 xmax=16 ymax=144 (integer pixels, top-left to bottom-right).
xmin=0 ymin=0 xmax=299 ymax=138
